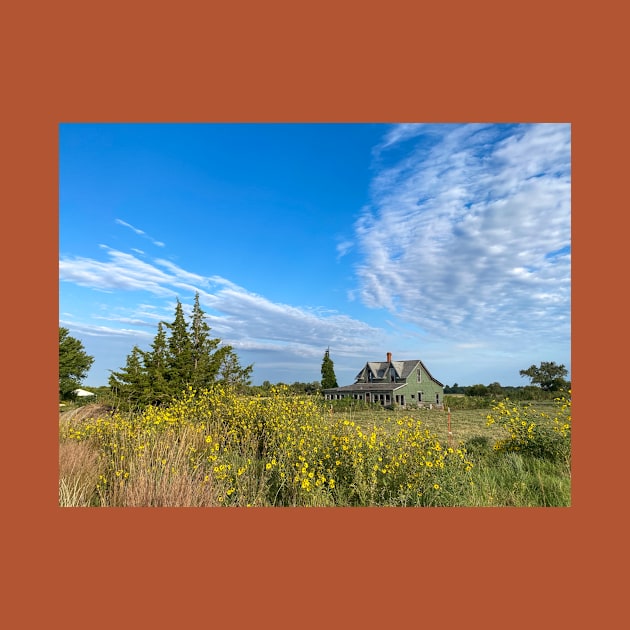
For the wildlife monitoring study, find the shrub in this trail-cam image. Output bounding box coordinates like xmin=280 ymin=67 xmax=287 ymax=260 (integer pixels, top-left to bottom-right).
xmin=485 ymin=393 xmax=571 ymax=462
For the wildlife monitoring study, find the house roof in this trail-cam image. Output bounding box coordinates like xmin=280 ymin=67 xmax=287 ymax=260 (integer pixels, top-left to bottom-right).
xmin=359 ymin=360 xmax=420 ymax=381
xmin=325 ymin=382 xmax=406 ymax=393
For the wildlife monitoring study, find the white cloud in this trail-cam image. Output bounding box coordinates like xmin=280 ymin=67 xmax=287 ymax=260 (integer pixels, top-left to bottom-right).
xmin=115 ymin=218 xmax=145 ymax=235
xmin=116 ymin=218 xmax=165 ymax=247
xmin=336 ymin=240 xmax=353 ymax=260
xmin=59 ymin=319 xmax=154 ymax=340
xmin=373 ymin=123 xmax=429 ymax=153
xmin=354 ymin=123 xmax=571 ymax=348
xmin=59 ymin=247 xmax=389 ymax=369
xmin=59 ymin=249 xmax=176 ymax=297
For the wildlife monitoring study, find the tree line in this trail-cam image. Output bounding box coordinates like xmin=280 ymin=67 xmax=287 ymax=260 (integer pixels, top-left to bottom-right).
xmin=446 ymin=362 xmax=570 ymax=398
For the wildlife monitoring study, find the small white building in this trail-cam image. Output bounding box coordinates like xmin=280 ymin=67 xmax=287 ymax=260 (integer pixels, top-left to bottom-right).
xmin=73 ymin=388 xmax=96 ymax=398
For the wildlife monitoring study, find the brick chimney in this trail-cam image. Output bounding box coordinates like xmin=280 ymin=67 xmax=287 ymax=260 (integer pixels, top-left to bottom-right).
xmin=387 ymin=352 xmax=392 ymax=363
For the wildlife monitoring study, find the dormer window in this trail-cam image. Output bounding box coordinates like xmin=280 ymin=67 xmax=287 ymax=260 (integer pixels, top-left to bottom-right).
xmin=390 ymin=367 xmax=396 ymax=382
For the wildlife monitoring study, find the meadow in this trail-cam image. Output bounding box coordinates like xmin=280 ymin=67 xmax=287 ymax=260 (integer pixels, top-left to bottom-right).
xmin=59 ymin=387 xmax=571 ymax=507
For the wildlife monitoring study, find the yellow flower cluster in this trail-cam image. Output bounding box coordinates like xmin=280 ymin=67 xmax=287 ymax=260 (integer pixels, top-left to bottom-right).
xmin=485 ymin=392 xmax=571 ymax=460
xmin=60 ymin=385 xmax=474 ymax=507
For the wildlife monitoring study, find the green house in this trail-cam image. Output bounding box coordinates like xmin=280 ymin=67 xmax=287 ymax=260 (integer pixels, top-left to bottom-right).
xmin=323 ymin=352 xmax=444 ymax=409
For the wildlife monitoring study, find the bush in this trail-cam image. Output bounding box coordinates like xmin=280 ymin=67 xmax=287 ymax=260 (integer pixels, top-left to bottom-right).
xmin=485 ymin=393 xmax=571 ymax=462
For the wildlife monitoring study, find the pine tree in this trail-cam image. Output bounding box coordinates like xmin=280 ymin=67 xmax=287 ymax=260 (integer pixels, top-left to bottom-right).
xmin=189 ymin=292 xmax=222 ymax=389
xmin=321 ymin=348 xmax=338 ymax=389
xmin=109 ymin=294 xmax=253 ymax=408
xmin=144 ymin=322 xmax=170 ymax=404
xmin=109 ymin=346 xmax=150 ymax=407
xmin=216 ymin=345 xmax=253 ymax=390
xmin=165 ymin=299 xmax=193 ymax=395
xmin=59 ymin=327 xmax=94 ymax=399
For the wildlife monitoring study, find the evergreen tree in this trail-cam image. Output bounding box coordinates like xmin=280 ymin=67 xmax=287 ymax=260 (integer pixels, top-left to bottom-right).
xmin=321 ymin=348 xmax=338 ymax=389
xmin=109 ymin=346 xmax=150 ymax=407
xmin=189 ymin=292 xmax=222 ymax=389
xmin=216 ymin=346 xmax=253 ymax=390
xmin=109 ymin=294 xmax=253 ymax=407
xmin=144 ymin=322 xmax=170 ymax=405
xmin=59 ymin=327 xmax=94 ymax=399
xmin=165 ymin=299 xmax=193 ymax=395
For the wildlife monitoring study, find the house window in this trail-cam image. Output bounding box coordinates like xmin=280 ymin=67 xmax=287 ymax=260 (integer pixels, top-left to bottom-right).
xmin=418 ymin=391 xmax=423 ymax=402
xmin=417 ymin=371 xmax=422 ymax=382
xmin=390 ymin=367 xmax=396 ymax=382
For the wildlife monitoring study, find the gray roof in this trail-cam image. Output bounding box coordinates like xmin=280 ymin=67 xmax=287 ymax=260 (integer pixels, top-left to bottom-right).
xmin=325 ymin=382 xmax=406 ymax=393
xmin=358 ymin=360 xmax=420 ymax=381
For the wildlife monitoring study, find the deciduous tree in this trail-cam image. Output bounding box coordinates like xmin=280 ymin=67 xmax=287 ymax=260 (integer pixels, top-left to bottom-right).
xmin=519 ymin=361 xmax=569 ymax=391
xmin=59 ymin=327 xmax=94 ymax=399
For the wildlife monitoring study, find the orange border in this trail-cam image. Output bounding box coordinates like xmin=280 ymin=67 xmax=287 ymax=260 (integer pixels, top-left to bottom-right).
xmin=4 ymin=1 xmax=621 ymax=626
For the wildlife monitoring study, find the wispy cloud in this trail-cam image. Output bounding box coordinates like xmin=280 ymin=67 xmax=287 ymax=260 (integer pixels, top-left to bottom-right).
xmin=58 ymin=319 xmax=155 ymax=340
xmin=59 ymin=247 xmax=387 ymax=360
xmin=355 ymin=123 xmax=571 ymax=350
xmin=115 ymin=218 xmax=165 ymax=247
xmin=336 ymin=240 xmax=353 ymax=260
xmin=372 ymin=123 xmax=428 ymax=153
xmin=60 ymin=247 xmax=176 ymax=296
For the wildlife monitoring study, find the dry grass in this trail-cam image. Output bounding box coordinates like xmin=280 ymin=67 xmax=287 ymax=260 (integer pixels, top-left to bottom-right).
xmin=59 ymin=403 xmax=113 ymax=424
xmin=58 ymin=440 xmax=103 ymax=507
xmin=108 ymin=428 xmax=220 ymax=507
xmin=113 ymin=470 xmax=219 ymax=507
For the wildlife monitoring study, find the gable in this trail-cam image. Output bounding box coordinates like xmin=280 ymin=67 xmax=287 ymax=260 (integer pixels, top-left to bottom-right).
xmin=354 ymin=358 xmax=443 ymax=387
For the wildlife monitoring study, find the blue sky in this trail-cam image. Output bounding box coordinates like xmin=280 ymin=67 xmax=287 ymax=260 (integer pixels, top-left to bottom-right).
xmin=59 ymin=123 xmax=571 ymax=388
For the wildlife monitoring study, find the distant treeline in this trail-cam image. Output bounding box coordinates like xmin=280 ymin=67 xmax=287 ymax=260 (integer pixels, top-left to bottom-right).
xmin=444 ymin=382 xmax=570 ymax=402
xmin=82 ymin=380 xmax=568 ymax=405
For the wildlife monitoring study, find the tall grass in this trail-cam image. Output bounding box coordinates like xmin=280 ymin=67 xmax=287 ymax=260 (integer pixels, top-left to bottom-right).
xmin=58 ymin=440 xmax=103 ymax=507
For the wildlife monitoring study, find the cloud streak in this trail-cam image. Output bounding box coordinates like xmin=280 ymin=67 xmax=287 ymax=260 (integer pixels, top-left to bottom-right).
xmin=116 ymin=218 xmax=165 ymax=247
xmin=59 ymin=247 xmax=388 ymax=362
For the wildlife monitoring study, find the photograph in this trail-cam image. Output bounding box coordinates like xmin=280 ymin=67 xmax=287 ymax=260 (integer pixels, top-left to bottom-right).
xmin=59 ymin=122 xmax=571 ymax=507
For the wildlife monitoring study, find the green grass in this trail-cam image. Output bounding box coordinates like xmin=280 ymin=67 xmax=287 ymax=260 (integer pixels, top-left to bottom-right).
xmin=330 ymin=405 xmax=499 ymax=445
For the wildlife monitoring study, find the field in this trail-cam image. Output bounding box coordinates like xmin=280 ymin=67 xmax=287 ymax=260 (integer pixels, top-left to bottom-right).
xmin=334 ymin=404 xmax=508 ymax=445
xmin=59 ymin=388 xmax=571 ymax=508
